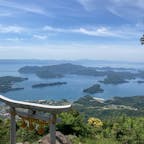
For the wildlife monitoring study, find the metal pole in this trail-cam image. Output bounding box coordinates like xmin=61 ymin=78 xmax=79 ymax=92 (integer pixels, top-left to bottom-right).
xmin=50 ymin=114 xmax=56 ymax=144
xmin=10 ymin=107 xmax=16 ymax=144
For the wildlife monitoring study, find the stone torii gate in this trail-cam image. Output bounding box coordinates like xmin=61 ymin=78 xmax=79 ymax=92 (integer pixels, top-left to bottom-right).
xmin=0 ymin=95 xmax=71 ymax=144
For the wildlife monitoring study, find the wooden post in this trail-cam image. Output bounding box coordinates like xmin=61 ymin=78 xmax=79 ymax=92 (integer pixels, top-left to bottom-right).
xmin=10 ymin=107 xmax=16 ymax=144
xmin=50 ymin=114 xmax=56 ymax=144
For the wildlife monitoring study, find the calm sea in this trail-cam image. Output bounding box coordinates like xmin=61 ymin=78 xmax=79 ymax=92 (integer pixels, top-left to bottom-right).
xmin=0 ymin=60 xmax=144 ymax=101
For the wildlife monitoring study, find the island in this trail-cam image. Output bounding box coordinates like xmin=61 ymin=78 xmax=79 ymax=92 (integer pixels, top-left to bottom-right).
xmin=0 ymin=76 xmax=28 ymax=93
xmin=99 ymin=71 xmax=135 ymax=84
xmin=83 ymin=84 xmax=104 ymax=94
xmin=19 ymin=63 xmax=143 ymax=83
xmin=18 ymin=63 xmax=108 ymax=79
xmin=136 ymin=70 xmax=144 ymax=79
xmin=18 ymin=63 xmax=87 ymax=78
xmin=32 ymin=82 xmax=67 ymax=88
xmin=99 ymin=77 xmax=128 ymax=84
xmin=137 ymin=80 xmax=144 ymax=84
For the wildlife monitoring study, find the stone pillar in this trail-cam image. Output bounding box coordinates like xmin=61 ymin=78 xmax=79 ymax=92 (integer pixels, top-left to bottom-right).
xmin=10 ymin=107 xmax=16 ymax=144
xmin=50 ymin=114 xmax=56 ymax=144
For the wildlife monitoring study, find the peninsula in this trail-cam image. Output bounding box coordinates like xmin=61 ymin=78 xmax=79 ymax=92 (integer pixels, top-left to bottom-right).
xmin=0 ymin=76 xmax=28 ymax=93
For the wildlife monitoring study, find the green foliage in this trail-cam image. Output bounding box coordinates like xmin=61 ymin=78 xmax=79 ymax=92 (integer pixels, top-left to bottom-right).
xmin=101 ymin=116 xmax=144 ymax=144
xmin=57 ymin=110 xmax=91 ymax=136
xmin=106 ymin=96 xmax=144 ymax=109
xmin=74 ymin=95 xmax=105 ymax=107
xmin=0 ymin=118 xmax=10 ymax=144
xmin=74 ymin=95 xmax=144 ymax=119
xmin=69 ymin=136 xmax=121 ymax=144
xmin=17 ymin=128 xmax=40 ymax=143
xmin=68 ymin=115 xmax=144 ymax=144
xmin=1 ymin=111 xmax=144 ymax=144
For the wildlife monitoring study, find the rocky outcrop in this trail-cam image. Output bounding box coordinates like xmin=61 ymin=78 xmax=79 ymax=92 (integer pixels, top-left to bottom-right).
xmin=38 ymin=131 xmax=71 ymax=144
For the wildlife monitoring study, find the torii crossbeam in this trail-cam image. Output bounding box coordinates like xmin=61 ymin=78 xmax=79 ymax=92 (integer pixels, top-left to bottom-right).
xmin=0 ymin=95 xmax=71 ymax=144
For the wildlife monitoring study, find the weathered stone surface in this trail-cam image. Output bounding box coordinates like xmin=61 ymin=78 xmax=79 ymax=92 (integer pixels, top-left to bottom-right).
xmin=38 ymin=131 xmax=71 ymax=144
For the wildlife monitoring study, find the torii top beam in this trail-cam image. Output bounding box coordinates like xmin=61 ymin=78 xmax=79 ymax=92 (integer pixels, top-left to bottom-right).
xmin=0 ymin=95 xmax=72 ymax=113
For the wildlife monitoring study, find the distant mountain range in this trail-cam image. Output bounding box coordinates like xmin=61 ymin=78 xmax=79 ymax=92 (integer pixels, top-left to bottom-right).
xmin=1 ymin=59 xmax=144 ymax=66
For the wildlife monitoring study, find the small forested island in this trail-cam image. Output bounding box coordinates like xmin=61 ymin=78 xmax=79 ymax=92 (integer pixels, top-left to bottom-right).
xmin=136 ymin=70 xmax=144 ymax=78
xmin=137 ymin=80 xmax=144 ymax=83
xmin=99 ymin=76 xmax=128 ymax=84
xmin=83 ymin=84 xmax=104 ymax=94
xmin=0 ymin=76 xmax=28 ymax=93
xmin=32 ymin=82 xmax=67 ymax=88
xmin=99 ymin=72 xmax=134 ymax=84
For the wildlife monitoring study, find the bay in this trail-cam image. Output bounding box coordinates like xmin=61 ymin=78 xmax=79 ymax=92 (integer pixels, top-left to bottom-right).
xmin=0 ymin=60 xmax=144 ymax=101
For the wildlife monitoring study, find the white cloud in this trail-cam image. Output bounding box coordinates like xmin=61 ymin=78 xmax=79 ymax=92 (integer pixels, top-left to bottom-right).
xmin=33 ymin=34 xmax=47 ymax=40
xmin=43 ymin=26 xmax=66 ymax=32
xmin=0 ymin=25 xmax=26 ymax=33
xmin=79 ymin=27 xmax=119 ymax=37
xmin=43 ymin=25 xmax=139 ymax=38
xmin=0 ymin=0 xmax=47 ymax=15
xmin=0 ymin=11 xmax=12 ymax=16
xmin=4 ymin=37 xmax=25 ymax=41
xmin=77 ymin=0 xmax=96 ymax=11
xmin=77 ymin=0 xmax=144 ymax=22
xmin=77 ymin=0 xmax=144 ymax=12
xmin=108 ymin=0 xmax=144 ymax=20
xmin=111 ymin=0 xmax=144 ymax=8
xmin=77 ymin=0 xmax=111 ymax=11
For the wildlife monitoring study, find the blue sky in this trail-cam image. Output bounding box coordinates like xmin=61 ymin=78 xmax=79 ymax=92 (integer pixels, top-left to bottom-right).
xmin=0 ymin=0 xmax=144 ymax=61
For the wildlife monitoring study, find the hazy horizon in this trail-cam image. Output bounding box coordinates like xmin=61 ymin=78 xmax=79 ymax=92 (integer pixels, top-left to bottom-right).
xmin=1 ymin=58 xmax=144 ymax=63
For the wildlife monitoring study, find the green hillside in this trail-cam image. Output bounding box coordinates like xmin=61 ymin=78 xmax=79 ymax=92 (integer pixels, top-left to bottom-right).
xmin=1 ymin=95 xmax=144 ymax=144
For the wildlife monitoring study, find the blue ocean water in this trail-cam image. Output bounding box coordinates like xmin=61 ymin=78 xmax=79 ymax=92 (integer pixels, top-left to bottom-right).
xmin=0 ymin=60 xmax=144 ymax=101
